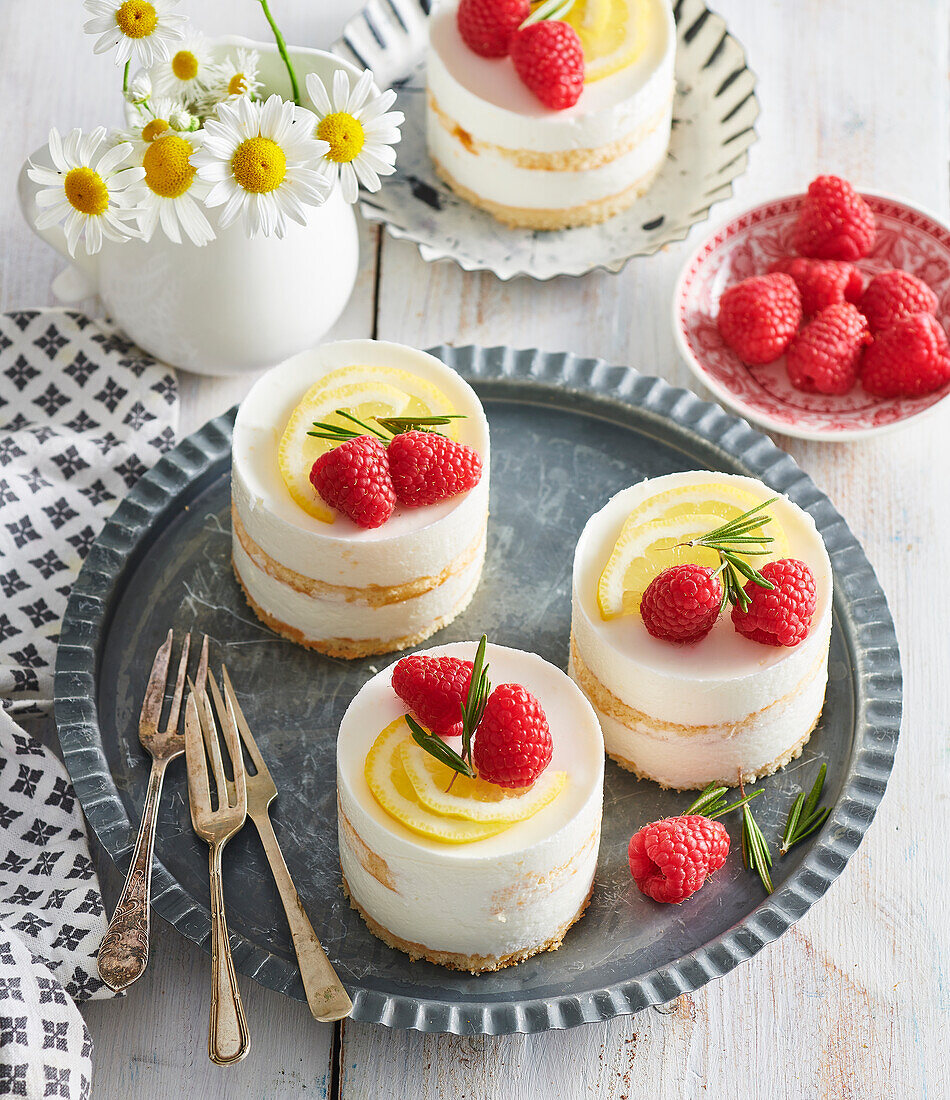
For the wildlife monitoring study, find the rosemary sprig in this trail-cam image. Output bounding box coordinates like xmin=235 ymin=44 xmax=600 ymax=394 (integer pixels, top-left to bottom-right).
xmin=680 ymin=498 xmax=779 ymax=612
xmin=736 ymin=778 xmax=773 ymax=893
xmin=684 ymin=781 xmax=763 ymax=820
xmin=403 ymin=634 xmax=491 ymax=784
xmin=307 ymin=412 xmax=466 ymax=442
xmin=780 ymin=763 xmax=831 ymax=854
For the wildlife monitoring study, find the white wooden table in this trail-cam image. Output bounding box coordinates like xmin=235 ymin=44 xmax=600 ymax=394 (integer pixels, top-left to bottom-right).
xmin=3 ymin=2 xmax=948 ymax=1095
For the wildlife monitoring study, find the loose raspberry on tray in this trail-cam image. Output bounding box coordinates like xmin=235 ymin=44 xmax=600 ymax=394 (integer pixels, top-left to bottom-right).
xmin=770 ymin=257 xmax=864 ymax=316
xmin=473 ymin=683 xmax=553 ymax=788
xmin=717 ymin=273 xmax=803 ymax=365
xmin=793 ymin=175 xmax=877 ymax=261
xmin=628 ymin=815 xmax=729 ymax=904
xmin=392 ymin=655 xmax=474 ymax=739
xmin=387 ymin=430 xmax=482 ymax=506
xmin=785 ymin=302 xmax=871 ymax=395
xmin=859 ymin=269 xmax=940 ymax=333
xmin=731 ymin=558 xmax=817 ymax=647
xmin=309 ymin=435 xmax=395 ymax=529
xmin=640 ymin=565 xmax=723 ymax=644
xmin=861 ymin=313 xmax=950 ymax=398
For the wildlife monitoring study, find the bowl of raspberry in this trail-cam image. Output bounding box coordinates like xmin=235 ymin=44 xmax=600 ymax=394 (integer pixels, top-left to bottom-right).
xmin=672 ymin=176 xmax=950 ymax=440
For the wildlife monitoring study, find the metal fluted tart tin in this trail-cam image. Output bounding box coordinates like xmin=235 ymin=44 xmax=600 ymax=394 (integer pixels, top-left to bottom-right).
xmin=55 ymin=346 xmax=901 ymax=1034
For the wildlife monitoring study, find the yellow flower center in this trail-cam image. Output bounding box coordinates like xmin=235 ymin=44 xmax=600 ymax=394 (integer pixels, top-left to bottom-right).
xmin=171 ymin=49 xmax=199 ymax=81
xmin=316 ymin=112 xmax=365 ymax=163
xmin=142 ymin=134 xmax=195 ymax=198
xmin=64 ymin=167 xmax=109 ymax=216
xmin=230 ymin=137 xmax=286 ymax=193
xmin=227 ymin=72 xmax=248 ymax=96
xmin=114 ymin=0 xmax=158 ymax=39
xmin=141 ymin=117 xmax=170 ymax=142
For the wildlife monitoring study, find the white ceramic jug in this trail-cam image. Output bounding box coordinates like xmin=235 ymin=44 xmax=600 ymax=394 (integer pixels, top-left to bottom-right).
xmin=18 ymin=38 xmax=361 ymax=377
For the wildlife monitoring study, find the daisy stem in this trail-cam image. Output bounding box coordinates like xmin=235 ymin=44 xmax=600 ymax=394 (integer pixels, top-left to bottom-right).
xmin=122 ymin=60 xmax=130 ymax=98
xmin=258 ymin=0 xmax=301 ymax=105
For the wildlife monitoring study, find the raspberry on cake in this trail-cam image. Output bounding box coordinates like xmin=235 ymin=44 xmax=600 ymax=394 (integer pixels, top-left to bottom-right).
xmin=426 ymin=0 xmax=676 ymax=229
xmin=338 ymin=641 xmax=604 ymax=972
xmin=230 ymin=339 xmax=490 ymax=659
xmin=569 ymin=471 xmax=833 ymax=790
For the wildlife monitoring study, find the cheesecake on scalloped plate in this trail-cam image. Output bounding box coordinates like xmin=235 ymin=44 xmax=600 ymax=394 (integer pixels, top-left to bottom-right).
xmin=337 ymin=640 xmax=604 ymax=972
xmin=569 ymin=471 xmax=833 ymax=790
xmin=231 ymin=339 xmax=490 ymax=658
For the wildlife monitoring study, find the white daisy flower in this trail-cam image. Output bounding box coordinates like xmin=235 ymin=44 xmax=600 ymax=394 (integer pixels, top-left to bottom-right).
xmin=83 ymin=0 xmax=186 ymax=70
xmin=114 ymin=95 xmax=189 ymax=146
xmin=27 ymin=127 xmax=145 ymax=256
xmin=126 ymin=71 xmax=152 ymax=104
xmin=151 ymin=32 xmax=216 ymax=103
xmin=126 ymin=129 xmax=215 ymax=247
xmin=203 ymin=47 xmax=263 ymax=111
xmin=304 ymin=69 xmax=404 ymax=204
xmin=190 ymin=93 xmax=332 ymax=238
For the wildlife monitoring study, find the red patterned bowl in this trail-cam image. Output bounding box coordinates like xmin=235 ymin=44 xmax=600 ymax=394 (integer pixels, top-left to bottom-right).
xmin=673 ymin=191 xmax=950 ymax=441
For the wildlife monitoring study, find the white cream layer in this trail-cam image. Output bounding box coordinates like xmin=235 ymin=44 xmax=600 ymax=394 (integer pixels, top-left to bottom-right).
xmin=338 ymin=643 xmax=604 ymax=960
xmin=231 ymin=339 xmax=490 ymax=591
xmin=570 ymin=472 xmax=833 ymax=787
xmin=426 ymin=0 xmax=676 ymax=152
xmin=426 ymin=102 xmax=671 ymax=209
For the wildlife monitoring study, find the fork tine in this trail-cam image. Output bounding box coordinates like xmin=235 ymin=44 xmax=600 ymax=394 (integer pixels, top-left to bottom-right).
xmin=194 ymin=635 xmax=209 ymax=697
xmin=184 ymin=690 xmax=212 ymax=822
xmin=209 ymin=672 xmax=247 ymax=813
xmin=139 ymin=629 xmax=173 ymax=738
xmin=220 ymin=666 xmax=268 ymax=779
xmin=163 ymin=632 xmax=191 ymax=734
xmin=195 ymin=682 xmax=228 ymax=807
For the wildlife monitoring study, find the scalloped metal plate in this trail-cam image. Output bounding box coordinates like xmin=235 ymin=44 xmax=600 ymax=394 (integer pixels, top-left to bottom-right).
xmin=331 ymin=0 xmax=760 ymax=280
xmin=54 ymin=347 xmax=900 ymax=1034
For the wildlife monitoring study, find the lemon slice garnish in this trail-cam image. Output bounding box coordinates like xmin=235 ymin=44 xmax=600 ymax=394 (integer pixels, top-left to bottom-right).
xmin=596 ymin=483 xmax=789 ymax=620
xmin=564 ymin=0 xmax=647 ymax=83
xmin=364 ymin=719 xmax=509 ymax=844
xmin=399 ymin=739 xmax=566 ymax=824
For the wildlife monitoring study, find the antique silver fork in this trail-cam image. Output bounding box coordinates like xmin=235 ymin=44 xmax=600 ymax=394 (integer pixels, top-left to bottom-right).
xmin=98 ymin=630 xmax=208 ymax=991
xmin=184 ymin=680 xmax=250 ymax=1066
xmin=216 ymin=667 xmax=352 ymax=1022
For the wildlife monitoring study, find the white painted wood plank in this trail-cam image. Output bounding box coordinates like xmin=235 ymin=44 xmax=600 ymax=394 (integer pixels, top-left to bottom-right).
xmin=346 ymin=1 xmax=950 ymax=1097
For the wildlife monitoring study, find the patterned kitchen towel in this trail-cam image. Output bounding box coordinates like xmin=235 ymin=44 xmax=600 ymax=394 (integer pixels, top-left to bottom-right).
xmin=0 ymin=309 xmax=179 ymax=717
xmin=0 ymin=706 xmax=116 ymax=1100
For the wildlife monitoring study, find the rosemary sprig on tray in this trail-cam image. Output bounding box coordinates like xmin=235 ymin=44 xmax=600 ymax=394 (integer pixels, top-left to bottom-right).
xmin=780 ymin=763 xmax=831 ymax=854
xmin=678 ymin=499 xmax=779 ymax=612
xmin=404 ymin=634 xmax=491 ymax=785
xmin=683 ymin=782 xmax=763 ymax=820
xmin=736 ymin=777 xmax=773 ymax=893
xmin=307 ymin=412 xmax=465 ymax=442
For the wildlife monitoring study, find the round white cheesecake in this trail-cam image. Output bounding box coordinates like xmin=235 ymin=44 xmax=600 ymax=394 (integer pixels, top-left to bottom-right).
xmin=231 ymin=340 xmax=490 ymax=658
xmin=569 ymin=472 xmax=833 ymax=790
xmin=426 ymin=0 xmax=675 ymax=229
xmin=338 ymin=642 xmax=604 ymax=971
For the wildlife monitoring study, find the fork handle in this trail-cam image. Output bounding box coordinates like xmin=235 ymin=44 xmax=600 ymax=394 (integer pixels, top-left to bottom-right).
xmin=208 ymin=840 xmax=250 ymax=1065
xmin=98 ymin=756 xmax=170 ymax=991
xmin=253 ymin=811 xmax=352 ymax=1022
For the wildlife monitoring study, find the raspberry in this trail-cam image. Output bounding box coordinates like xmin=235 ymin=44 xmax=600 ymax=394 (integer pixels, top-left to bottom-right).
xmin=859 ymin=269 xmax=939 ymax=333
xmin=387 ymin=430 xmax=483 ymax=507
xmin=717 ymin=273 xmax=803 ymax=365
xmin=770 ymin=257 xmax=864 ymax=315
xmin=793 ymin=175 xmax=876 ymax=261
xmin=640 ymin=565 xmax=723 ymax=644
xmin=785 ymin=302 xmax=871 ymax=395
xmin=510 ymin=20 xmax=584 ymax=110
xmin=309 ymin=436 xmax=395 ymax=529
xmin=392 ymin=655 xmax=473 ymax=738
xmin=628 ymin=815 xmax=730 ymax=904
xmin=457 ymin=0 xmax=530 ymax=58
xmin=861 ymin=313 xmax=950 ymax=398
xmin=472 ymin=683 xmax=552 ymax=788
xmin=731 ymin=558 xmax=817 ymax=647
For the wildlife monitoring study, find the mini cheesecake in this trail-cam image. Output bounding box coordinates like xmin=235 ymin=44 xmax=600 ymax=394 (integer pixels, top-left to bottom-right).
xmin=570 ymin=471 xmax=833 ymax=789
xmin=337 ymin=642 xmax=604 ymax=972
xmin=231 ymin=340 xmax=490 ymax=658
xmin=426 ymin=0 xmax=676 ymax=229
